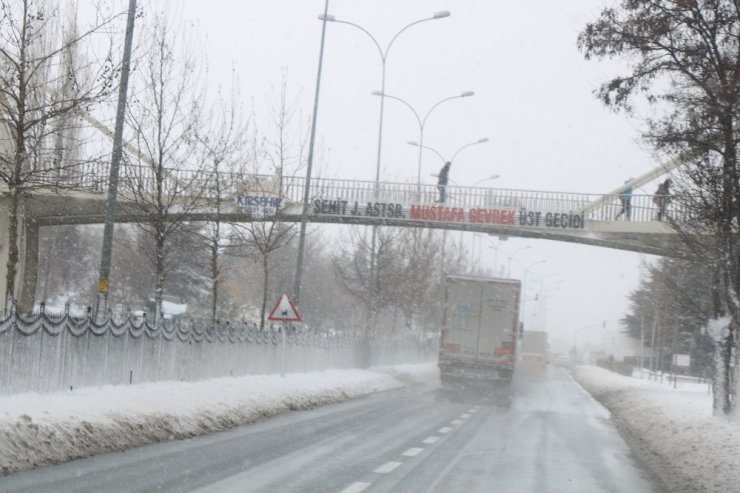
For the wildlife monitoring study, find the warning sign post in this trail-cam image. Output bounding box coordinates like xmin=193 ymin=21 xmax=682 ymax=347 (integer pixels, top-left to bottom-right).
xmin=268 ymin=293 xmax=301 ymax=322
xmin=267 ymin=293 xmax=301 ymax=377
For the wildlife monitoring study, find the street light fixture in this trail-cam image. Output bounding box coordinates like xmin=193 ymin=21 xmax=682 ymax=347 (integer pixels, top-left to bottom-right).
xmin=531 ymin=274 xmax=562 ymax=332
xmin=517 ymin=259 xmax=546 ymax=328
xmin=471 ymin=174 xmax=500 ymax=187
xmin=410 ymin=137 xmax=489 ymax=200
xmin=410 ymin=137 xmax=487 ymax=166
xmin=375 ymin=90 xmax=475 ymax=197
xmin=573 ymin=321 xmax=607 ymax=363
xmin=438 ymin=173 xmax=500 ymax=186
xmin=488 ymin=245 xmax=532 ymax=277
xmin=323 ymin=10 xmax=451 ymax=22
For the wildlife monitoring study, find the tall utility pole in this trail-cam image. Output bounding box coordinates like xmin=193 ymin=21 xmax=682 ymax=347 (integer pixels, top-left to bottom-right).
xmin=95 ymin=0 xmax=137 ymax=321
xmin=293 ymin=0 xmax=330 ymax=307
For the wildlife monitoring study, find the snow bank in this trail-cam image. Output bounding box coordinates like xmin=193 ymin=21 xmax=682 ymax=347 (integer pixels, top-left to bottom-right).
xmin=573 ymin=365 xmax=740 ymax=493
xmin=0 ymin=363 xmax=438 ymax=476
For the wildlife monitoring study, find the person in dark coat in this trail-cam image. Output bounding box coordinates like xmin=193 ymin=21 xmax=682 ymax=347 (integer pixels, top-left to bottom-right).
xmin=654 ymin=178 xmax=672 ymax=221
xmin=437 ymin=162 xmax=451 ymax=203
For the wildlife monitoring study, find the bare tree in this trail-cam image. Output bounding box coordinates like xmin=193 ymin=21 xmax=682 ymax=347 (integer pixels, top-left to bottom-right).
xmin=118 ymin=11 xmax=207 ymax=322
xmin=580 ymin=0 xmax=740 ymax=414
xmin=332 ymin=227 xmax=406 ymax=334
xmin=333 ymin=227 xmax=451 ymax=335
xmin=192 ymin=79 xmax=250 ymax=326
xmin=230 ymin=220 xmax=296 ymax=330
xmin=227 ymin=74 xmax=308 ymax=329
xmin=0 ymin=0 xmax=118 ymax=309
xmin=263 ymin=68 xmax=308 ymax=194
xmin=390 ymin=229 xmax=444 ymax=332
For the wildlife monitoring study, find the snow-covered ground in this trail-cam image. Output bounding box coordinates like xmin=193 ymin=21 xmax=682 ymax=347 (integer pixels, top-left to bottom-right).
xmin=0 ymin=363 xmax=438 ymax=476
xmin=573 ymin=365 xmax=740 ymax=493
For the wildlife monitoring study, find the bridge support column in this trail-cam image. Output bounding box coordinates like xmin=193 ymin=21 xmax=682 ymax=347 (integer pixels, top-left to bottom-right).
xmin=0 ymin=196 xmax=39 ymax=313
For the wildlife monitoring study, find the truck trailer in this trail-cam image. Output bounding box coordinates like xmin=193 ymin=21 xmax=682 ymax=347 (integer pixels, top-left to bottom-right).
xmin=519 ymin=330 xmax=549 ymax=375
xmin=438 ymin=275 xmax=522 ymax=393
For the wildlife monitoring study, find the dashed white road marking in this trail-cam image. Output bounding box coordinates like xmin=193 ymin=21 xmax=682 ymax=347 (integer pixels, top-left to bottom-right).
xmin=459 ymin=413 xmax=470 ymax=419
xmin=423 ymin=436 xmax=440 ymax=444
xmin=340 ymin=482 xmax=371 ymax=493
xmin=374 ymin=461 xmax=402 ymax=474
xmin=451 ymin=419 xmax=463 ymax=425
xmin=469 ymin=408 xmax=478 ymax=413
xmin=439 ymin=426 xmax=452 ymax=434
xmin=402 ymin=447 xmax=424 ymax=457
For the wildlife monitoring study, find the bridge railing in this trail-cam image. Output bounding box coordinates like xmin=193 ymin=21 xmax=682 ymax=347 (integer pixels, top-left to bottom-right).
xmin=282 ymin=175 xmax=686 ymax=223
xmin=25 ymin=163 xmax=687 ymax=224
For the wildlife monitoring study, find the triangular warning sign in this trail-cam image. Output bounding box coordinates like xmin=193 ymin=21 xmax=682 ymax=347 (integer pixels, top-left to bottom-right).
xmin=267 ymin=293 xmax=301 ymax=322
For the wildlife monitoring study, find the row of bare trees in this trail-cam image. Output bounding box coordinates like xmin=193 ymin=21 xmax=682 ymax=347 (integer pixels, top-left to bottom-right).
xmin=113 ymin=8 xmax=315 ymax=326
xmin=0 ymin=2 xmax=307 ymax=325
xmin=36 ymin=223 xmax=482 ymax=336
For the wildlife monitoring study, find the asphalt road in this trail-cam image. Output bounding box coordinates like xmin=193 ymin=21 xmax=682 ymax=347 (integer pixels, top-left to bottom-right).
xmin=0 ymin=367 xmax=662 ymax=492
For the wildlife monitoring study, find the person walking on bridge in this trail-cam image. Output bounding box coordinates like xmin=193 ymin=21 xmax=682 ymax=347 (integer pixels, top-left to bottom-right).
xmin=437 ymin=162 xmax=451 ymax=203
xmin=653 ymin=178 xmax=672 ymax=221
xmin=615 ymin=178 xmax=633 ymax=220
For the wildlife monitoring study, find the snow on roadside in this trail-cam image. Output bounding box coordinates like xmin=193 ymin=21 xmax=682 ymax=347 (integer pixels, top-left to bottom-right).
xmin=573 ymin=365 xmax=740 ymax=493
xmin=0 ymin=363 xmax=438 ymax=476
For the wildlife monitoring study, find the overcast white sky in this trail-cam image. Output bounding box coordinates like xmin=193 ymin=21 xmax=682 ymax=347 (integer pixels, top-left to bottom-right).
xmin=132 ymin=0 xmax=661 ymax=355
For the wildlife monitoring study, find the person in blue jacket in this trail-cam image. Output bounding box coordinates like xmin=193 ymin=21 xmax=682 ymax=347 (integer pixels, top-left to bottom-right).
xmin=615 ymin=178 xmax=633 ymax=220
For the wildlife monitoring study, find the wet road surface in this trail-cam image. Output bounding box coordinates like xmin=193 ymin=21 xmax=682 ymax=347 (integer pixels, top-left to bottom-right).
xmin=0 ymin=367 xmax=661 ymax=492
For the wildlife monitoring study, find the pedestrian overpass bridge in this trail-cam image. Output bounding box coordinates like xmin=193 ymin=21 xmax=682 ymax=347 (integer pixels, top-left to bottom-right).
xmin=1 ymin=166 xmax=685 ymax=310
xmin=11 ymin=168 xmax=683 ymax=256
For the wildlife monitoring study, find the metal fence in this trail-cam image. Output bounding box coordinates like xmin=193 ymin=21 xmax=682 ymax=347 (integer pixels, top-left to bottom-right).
xmin=0 ymin=304 xmax=436 ymax=395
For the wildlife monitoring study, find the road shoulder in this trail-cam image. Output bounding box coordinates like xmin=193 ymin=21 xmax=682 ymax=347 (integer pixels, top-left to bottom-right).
xmin=0 ymin=363 xmax=438 ymax=476
xmin=572 ymin=365 xmax=735 ymax=493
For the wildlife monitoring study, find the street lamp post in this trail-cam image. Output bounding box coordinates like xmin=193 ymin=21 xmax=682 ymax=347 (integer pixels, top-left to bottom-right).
xmin=293 ymin=0 xmax=330 ymax=308
xmin=487 ymin=245 xmax=531 ymax=278
xmin=373 ymin=90 xmax=475 ymax=198
xmin=319 ymin=10 xmax=450 ymax=194
xmin=506 ymin=257 xmax=545 ymax=326
xmin=506 ymin=246 xmax=533 ymax=277
xmin=539 ymin=275 xmax=562 ymax=332
xmin=95 ymin=0 xmax=137 ymax=321
xmin=435 ymin=172 xmax=498 ymax=281
xmin=319 ymin=10 xmax=450 ymax=333
xmin=521 ymin=261 xmax=545 ymax=325
xmin=573 ymin=321 xmax=607 ymax=363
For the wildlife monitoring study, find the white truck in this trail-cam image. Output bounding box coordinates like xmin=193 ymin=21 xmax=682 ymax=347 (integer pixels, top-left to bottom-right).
xmin=438 ymin=275 xmax=522 ymax=393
